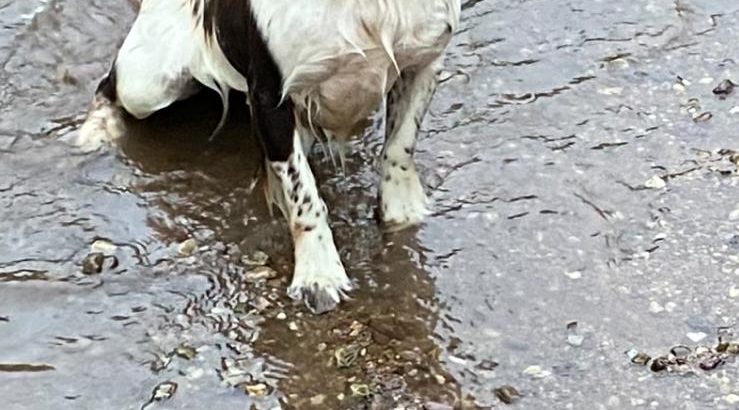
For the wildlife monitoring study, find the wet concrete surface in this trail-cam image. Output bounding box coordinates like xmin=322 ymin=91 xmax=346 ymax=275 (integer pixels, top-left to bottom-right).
xmin=1 ymin=0 xmax=739 ymax=408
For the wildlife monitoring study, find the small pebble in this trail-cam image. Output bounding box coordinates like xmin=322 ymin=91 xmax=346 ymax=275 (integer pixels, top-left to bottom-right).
xmin=350 ymin=383 xmax=370 ymax=397
xmin=522 ymin=365 xmax=551 ymax=378
xmin=494 ymin=385 xmax=521 ymax=404
xmin=476 ymin=359 xmax=499 ymax=371
xmin=626 ymin=349 xmax=651 ymax=365
xmin=564 ymin=270 xmax=582 ymax=280
xmin=334 ymin=345 xmax=360 ymax=368
xmin=81 ymin=253 xmax=105 ymax=275
xmin=174 ymin=344 xmax=197 ymax=360
xmin=729 ymin=208 xmax=739 ymax=221
xmin=650 ymin=357 xmax=670 ymax=372
xmin=244 ymin=383 xmax=269 ymax=397
xmin=91 ymin=239 xmax=117 ymax=254
xmin=672 ymin=83 xmax=686 ymax=93
xmin=692 ymin=111 xmax=713 ymax=122
xmin=713 ymin=79 xmax=735 ymax=96
xmin=151 ymin=381 xmax=177 ymax=401
xmin=598 ymin=87 xmax=623 ymax=95
xmin=698 ymin=355 xmax=723 ymax=371
xmin=244 ymin=266 xmax=278 ymax=282
xmin=687 ymin=332 xmax=707 ymax=343
xmin=644 ymin=175 xmax=666 ymax=189
xmin=310 ymin=394 xmax=326 ymax=406
xmin=649 ymin=301 xmax=665 ymax=314
xmin=724 ymin=394 xmax=739 ymax=405
xmin=251 ymin=296 xmax=271 ymax=312
xmin=567 ymin=334 xmax=584 ymax=347
xmin=177 ymin=239 xmax=198 ymax=257
xmin=695 ymin=346 xmax=710 ymax=355
xmin=241 ymin=250 xmax=269 ymax=266
xmin=276 ymin=312 xmax=287 ymax=320
xmin=566 ymin=322 xmax=584 ymax=347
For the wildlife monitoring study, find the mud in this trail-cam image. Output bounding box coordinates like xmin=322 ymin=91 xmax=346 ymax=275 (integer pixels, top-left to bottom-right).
xmin=1 ymin=0 xmax=739 ymax=409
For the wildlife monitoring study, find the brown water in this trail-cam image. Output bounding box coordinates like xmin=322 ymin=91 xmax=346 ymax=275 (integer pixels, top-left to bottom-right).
xmin=2 ymin=0 xmax=739 ymax=409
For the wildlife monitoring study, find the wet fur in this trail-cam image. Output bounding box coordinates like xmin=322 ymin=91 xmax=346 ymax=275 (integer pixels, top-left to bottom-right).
xmin=77 ymin=0 xmax=460 ymax=313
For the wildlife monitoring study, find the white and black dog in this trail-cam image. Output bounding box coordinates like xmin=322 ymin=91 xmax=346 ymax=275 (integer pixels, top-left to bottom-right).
xmin=77 ymin=0 xmax=461 ymax=313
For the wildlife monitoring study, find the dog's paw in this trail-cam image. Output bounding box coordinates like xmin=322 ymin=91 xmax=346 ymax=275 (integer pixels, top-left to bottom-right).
xmin=379 ymin=164 xmax=429 ymax=232
xmin=74 ymin=96 xmax=124 ymax=152
xmin=288 ymin=252 xmax=352 ymax=314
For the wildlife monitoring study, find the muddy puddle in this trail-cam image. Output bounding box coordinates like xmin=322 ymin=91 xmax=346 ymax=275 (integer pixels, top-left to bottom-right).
xmin=2 ymin=0 xmax=739 ymax=409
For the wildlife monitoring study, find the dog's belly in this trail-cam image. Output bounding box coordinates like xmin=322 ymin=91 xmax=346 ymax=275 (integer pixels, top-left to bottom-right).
xmin=258 ymin=0 xmax=459 ymax=138
xmin=193 ymin=0 xmax=459 ymax=138
xmin=298 ymin=43 xmax=446 ymax=138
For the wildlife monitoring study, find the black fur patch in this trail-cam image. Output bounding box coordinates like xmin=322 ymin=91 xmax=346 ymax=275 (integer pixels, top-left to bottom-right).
xmin=204 ymin=0 xmax=295 ymax=162
xmin=96 ymin=63 xmax=117 ymax=102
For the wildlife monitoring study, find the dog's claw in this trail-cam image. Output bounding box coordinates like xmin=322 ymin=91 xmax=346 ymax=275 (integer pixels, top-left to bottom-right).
xmin=288 ymin=280 xmax=352 ymax=314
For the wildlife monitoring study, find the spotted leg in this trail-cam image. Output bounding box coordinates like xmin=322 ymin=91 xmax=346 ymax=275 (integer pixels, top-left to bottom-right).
xmin=237 ymin=16 xmax=350 ymax=314
xmin=264 ymin=130 xmax=352 ymax=314
xmin=380 ymin=58 xmax=442 ymax=231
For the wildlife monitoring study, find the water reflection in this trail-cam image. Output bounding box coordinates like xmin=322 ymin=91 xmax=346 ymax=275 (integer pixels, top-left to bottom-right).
xmin=117 ymin=91 xmax=466 ymax=408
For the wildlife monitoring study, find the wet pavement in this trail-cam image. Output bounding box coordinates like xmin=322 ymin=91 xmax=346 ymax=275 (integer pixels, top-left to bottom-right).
xmin=1 ymin=0 xmax=739 ymax=409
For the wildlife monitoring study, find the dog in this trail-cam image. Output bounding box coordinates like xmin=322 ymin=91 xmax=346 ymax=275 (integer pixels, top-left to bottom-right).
xmin=77 ymin=0 xmax=461 ymax=313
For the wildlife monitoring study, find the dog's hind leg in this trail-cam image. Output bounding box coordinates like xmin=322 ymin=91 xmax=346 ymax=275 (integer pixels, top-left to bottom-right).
xmin=76 ymin=0 xmax=199 ymax=151
xmin=76 ymin=64 xmax=127 ymax=152
xmin=379 ymin=57 xmax=443 ymax=231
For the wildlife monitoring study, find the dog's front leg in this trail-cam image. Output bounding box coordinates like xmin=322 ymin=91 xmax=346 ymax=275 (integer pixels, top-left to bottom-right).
xmin=243 ymin=44 xmax=351 ymax=314
xmin=264 ymin=128 xmax=352 ymax=314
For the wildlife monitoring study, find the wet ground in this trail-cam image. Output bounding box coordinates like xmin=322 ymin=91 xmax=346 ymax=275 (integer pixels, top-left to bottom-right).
xmin=1 ymin=0 xmax=739 ymax=409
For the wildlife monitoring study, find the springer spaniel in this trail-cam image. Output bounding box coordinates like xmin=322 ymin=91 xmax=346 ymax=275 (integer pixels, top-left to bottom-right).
xmin=77 ymin=0 xmax=461 ymax=313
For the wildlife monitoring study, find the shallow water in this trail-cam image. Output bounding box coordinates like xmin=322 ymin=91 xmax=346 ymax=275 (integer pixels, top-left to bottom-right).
xmin=1 ymin=0 xmax=739 ymax=409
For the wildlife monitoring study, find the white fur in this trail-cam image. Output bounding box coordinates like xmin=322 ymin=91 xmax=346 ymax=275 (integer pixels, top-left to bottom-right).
xmin=380 ymin=163 xmax=429 ymax=231
xmin=288 ymin=219 xmax=352 ymax=306
xmin=77 ymin=0 xmax=459 ymax=150
xmin=379 ymin=58 xmax=442 ymax=230
xmin=115 ymin=0 xmax=200 ymax=118
xmin=75 ymin=0 xmax=460 ymax=311
xmin=268 ymin=130 xmax=352 ymax=312
xmin=76 ymin=0 xmax=203 ymax=150
xmin=193 ymin=0 xmax=460 ymax=138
